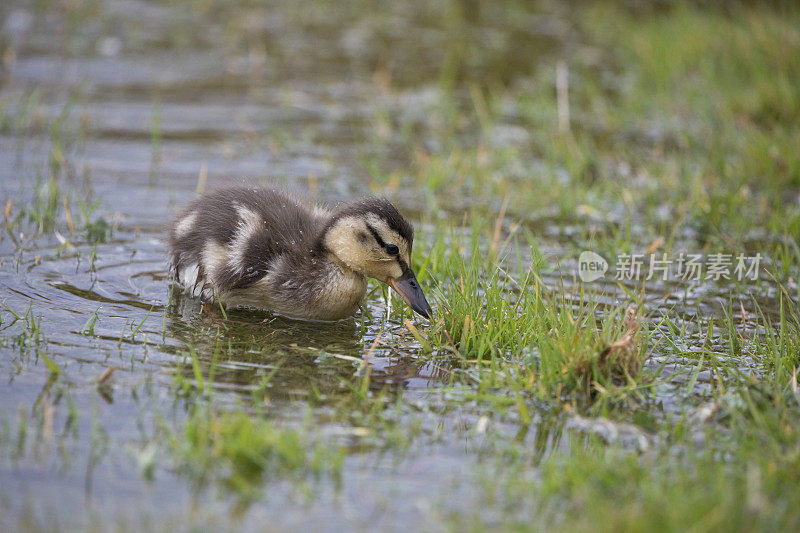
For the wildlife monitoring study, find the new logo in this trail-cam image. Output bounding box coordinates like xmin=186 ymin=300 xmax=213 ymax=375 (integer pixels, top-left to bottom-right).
xmin=578 ymin=251 xmax=608 ymax=282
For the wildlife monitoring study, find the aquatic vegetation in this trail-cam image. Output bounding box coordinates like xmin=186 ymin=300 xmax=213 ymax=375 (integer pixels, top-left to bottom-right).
xmin=422 ymin=229 xmax=649 ymax=410
xmin=163 ymin=405 xmax=344 ymax=500
xmin=454 ymin=397 xmax=800 ymax=531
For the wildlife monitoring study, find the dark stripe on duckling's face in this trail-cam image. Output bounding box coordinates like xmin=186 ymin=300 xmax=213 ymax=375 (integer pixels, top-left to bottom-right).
xmin=367 ymin=223 xmax=403 ymax=262
xmin=365 ymin=223 xmax=387 ymax=249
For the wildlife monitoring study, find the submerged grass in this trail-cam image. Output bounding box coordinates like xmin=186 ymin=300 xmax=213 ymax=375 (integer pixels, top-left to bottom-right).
xmin=459 ymin=407 xmax=800 ymax=531
xmin=163 ymin=405 xmax=344 ymax=501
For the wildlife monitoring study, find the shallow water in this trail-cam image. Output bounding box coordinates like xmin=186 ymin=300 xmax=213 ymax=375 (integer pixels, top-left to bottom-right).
xmin=0 ymin=0 xmax=792 ymax=530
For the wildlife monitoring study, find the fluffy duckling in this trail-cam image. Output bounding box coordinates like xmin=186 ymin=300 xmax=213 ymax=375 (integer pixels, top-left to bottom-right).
xmin=168 ymin=186 xmax=433 ymax=321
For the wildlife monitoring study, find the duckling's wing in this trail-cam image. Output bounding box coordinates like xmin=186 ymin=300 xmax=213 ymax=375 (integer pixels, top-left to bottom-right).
xmin=169 ymin=187 xmax=326 ymax=293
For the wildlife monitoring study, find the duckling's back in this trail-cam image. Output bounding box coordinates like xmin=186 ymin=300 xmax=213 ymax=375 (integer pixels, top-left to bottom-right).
xmin=168 ymin=186 xmax=328 ymax=299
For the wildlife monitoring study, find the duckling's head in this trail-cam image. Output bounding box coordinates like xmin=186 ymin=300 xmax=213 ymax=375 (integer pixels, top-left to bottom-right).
xmin=321 ymin=198 xmax=433 ymax=319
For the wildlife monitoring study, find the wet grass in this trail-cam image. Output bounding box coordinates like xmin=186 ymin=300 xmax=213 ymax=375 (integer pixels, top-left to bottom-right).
xmin=161 ymin=404 xmax=344 ymax=502
xmin=1 ymin=0 xmax=800 ymax=530
xmin=417 ymin=226 xmax=650 ymax=413
xmin=456 ymin=392 xmax=800 ymax=531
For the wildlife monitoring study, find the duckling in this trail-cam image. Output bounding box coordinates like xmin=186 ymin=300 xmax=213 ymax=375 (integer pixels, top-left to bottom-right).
xmin=168 ymin=186 xmax=433 ymax=321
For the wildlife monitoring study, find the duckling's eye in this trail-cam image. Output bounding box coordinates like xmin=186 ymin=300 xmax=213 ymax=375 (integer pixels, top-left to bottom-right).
xmin=385 ymin=244 xmax=399 ymax=256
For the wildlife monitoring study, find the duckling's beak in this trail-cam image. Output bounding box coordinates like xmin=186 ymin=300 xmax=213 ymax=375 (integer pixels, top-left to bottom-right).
xmin=387 ymin=268 xmax=433 ymax=319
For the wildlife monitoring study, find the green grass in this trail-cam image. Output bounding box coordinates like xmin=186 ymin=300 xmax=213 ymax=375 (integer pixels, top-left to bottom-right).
xmin=455 ymin=396 xmax=800 ymax=531
xmin=416 ymin=225 xmax=650 ymax=413
xmin=161 ymin=404 xmax=344 ymax=501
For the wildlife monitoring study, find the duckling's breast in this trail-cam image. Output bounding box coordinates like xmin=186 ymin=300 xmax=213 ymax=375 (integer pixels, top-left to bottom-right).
xmin=311 ymin=265 xmax=368 ymax=320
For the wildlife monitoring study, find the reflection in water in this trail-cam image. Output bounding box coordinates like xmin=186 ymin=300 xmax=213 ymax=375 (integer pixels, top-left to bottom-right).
xmin=166 ymin=290 xmax=451 ymax=400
